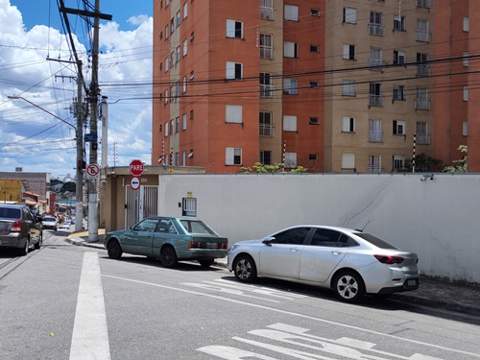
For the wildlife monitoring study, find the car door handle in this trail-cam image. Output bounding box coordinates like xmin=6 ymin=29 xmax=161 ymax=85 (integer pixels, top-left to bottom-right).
xmin=290 ymin=248 xmax=299 ymax=253
xmin=331 ymin=251 xmax=341 ymax=256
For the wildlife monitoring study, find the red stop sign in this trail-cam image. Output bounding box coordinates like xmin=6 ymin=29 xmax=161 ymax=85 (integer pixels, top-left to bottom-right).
xmin=129 ymin=160 xmax=144 ymax=177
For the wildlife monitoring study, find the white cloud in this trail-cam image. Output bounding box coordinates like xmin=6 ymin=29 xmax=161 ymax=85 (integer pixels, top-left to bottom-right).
xmin=0 ymin=0 xmax=152 ymax=176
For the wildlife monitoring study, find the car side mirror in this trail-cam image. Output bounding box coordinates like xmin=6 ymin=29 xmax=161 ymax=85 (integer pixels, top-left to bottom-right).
xmin=262 ymin=236 xmax=275 ymax=246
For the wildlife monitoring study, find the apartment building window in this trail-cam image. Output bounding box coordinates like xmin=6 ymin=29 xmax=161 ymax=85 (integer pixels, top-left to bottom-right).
xmin=260 ymin=73 xmax=273 ymax=97
xmin=416 ymin=121 xmax=430 ymax=144
xmin=284 ymin=153 xmax=297 ymax=168
xmin=463 ymin=87 xmax=469 ymax=101
xmin=369 ymin=119 xmax=383 ymax=143
xmin=182 ymin=151 xmax=187 ymax=166
xmin=175 ymin=46 xmax=181 ymax=63
xmin=417 ymin=0 xmax=432 ymax=9
xmin=190 ymin=110 xmax=194 ymax=120
xmin=164 ymin=121 xmax=169 ymax=137
xmin=284 ymin=41 xmax=298 ymax=58
xmin=393 ymin=15 xmax=406 ymax=32
xmin=164 ymin=89 xmax=169 ymax=104
xmin=369 ymin=82 xmax=383 ymax=107
xmin=369 ymin=12 xmax=384 ymax=36
xmin=463 ymin=17 xmax=470 ymax=32
xmin=342 ymin=80 xmax=356 ymax=96
xmin=309 ymin=81 xmax=319 ymax=88
xmin=341 ymin=116 xmax=355 ymax=133
xmin=417 ymin=52 xmax=429 ymax=76
xmin=309 ymin=117 xmax=319 ymax=125
xmin=463 ymin=52 xmax=470 ymax=67
xmin=169 ymin=119 xmax=174 ymax=135
xmin=182 ymin=113 xmax=187 ymax=130
xmin=183 ymin=2 xmax=188 ymax=18
xmin=283 ymin=78 xmax=298 ymax=95
xmin=225 ymin=148 xmax=242 ymax=165
xmin=343 ymin=44 xmax=355 ymax=60
xmin=283 ymin=115 xmax=297 ymax=132
xmin=416 ymin=88 xmax=430 ymax=110
xmin=284 ymin=5 xmax=299 ymax=21
xmin=393 ymin=120 xmax=406 ymax=136
xmin=165 ymin=24 xmax=169 ymax=39
xmin=260 ymin=151 xmax=272 ymax=165
xmin=225 ymin=105 xmax=243 ymax=124
xmin=463 ymin=121 xmax=468 ymax=136
xmin=393 ymin=50 xmax=406 ymax=65
xmin=261 ymin=0 xmax=274 ymax=20
xmin=308 ymin=154 xmax=318 ymax=161
xmin=170 ymin=18 xmax=174 ymax=34
xmin=393 ymin=85 xmax=406 ymax=102
xmin=175 ymin=10 xmax=181 ymax=28
xmin=310 ymin=9 xmax=320 ymax=17
xmin=310 ymin=45 xmax=319 ymax=53
xmin=183 ymin=76 xmax=187 ymax=93
xmin=260 ymin=112 xmax=273 ymax=136
xmin=183 ymin=39 xmax=188 ymax=56
xmin=341 ymin=153 xmax=355 ymax=171
xmin=226 ymin=19 xmax=244 ymax=39
xmin=416 ymin=19 xmax=430 ymax=42
xmin=392 ymin=155 xmax=406 ymax=171
xmin=165 ymin=56 xmax=170 ymax=72
xmin=368 ymin=155 xmax=382 ymax=173
xmin=175 ymin=117 xmax=180 ymax=133
xmin=369 ymin=47 xmax=383 ymax=68
xmin=343 ymin=7 xmax=357 ymax=24
xmin=226 ymin=62 xmax=243 ymax=80
xmin=260 ymin=34 xmax=273 ymax=59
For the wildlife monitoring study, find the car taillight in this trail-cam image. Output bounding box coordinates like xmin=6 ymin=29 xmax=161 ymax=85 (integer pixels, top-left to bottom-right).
xmin=11 ymin=220 xmax=22 ymax=232
xmin=219 ymin=241 xmax=227 ymax=250
xmin=190 ymin=241 xmax=206 ymax=249
xmin=374 ymin=255 xmax=404 ymax=265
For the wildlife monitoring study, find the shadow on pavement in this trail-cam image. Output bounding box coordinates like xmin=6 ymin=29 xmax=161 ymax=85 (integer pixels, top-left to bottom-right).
xmin=101 ymin=255 xmax=223 ymax=272
xmin=0 ymin=249 xmax=19 ymax=258
xmin=219 ymin=276 xmax=480 ymax=326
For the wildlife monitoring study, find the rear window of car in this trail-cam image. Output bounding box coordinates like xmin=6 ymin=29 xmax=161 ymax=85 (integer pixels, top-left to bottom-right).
xmin=180 ymin=220 xmax=215 ymax=235
xmin=0 ymin=208 xmax=21 ymax=219
xmin=354 ymin=232 xmax=397 ymax=249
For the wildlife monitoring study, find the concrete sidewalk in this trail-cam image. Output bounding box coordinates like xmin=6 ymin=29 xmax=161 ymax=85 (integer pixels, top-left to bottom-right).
xmin=64 ymin=236 xmax=479 ymax=319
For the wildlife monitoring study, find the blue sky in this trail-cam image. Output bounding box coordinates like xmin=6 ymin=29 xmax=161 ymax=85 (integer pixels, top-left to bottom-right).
xmin=12 ymin=0 xmax=152 ymax=32
xmin=1 ymin=0 xmax=153 ymax=177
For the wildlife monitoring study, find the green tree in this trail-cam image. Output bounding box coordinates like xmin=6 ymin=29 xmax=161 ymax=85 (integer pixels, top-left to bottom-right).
xmin=443 ymin=145 xmax=468 ymax=173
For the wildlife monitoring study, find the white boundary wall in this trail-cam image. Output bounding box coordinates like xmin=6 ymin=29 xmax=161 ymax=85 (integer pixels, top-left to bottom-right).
xmin=158 ymin=174 xmax=480 ymax=283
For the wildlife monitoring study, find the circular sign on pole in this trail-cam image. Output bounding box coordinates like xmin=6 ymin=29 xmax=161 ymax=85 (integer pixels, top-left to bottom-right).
xmin=86 ymin=163 xmax=100 ymax=177
xmin=129 ymin=159 xmax=144 ymax=177
xmin=130 ymin=177 xmax=141 ymax=190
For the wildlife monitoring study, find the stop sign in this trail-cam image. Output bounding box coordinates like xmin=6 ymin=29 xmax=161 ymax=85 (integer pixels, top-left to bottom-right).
xmin=129 ymin=160 xmax=144 ymax=177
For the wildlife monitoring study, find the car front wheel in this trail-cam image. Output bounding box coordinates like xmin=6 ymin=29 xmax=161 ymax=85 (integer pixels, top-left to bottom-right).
xmin=107 ymin=240 xmax=123 ymax=260
xmin=233 ymin=254 xmax=257 ymax=282
xmin=333 ymin=270 xmax=365 ymax=302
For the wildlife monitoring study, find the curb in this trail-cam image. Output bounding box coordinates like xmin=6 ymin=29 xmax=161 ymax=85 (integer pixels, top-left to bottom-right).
xmin=65 ymin=237 xmax=105 ymax=250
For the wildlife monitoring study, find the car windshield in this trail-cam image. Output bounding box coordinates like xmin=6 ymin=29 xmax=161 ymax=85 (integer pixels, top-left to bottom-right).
xmin=0 ymin=208 xmax=21 ymax=219
xmin=354 ymin=232 xmax=397 ymax=249
xmin=43 ymin=217 xmax=56 ymax=221
xmin=180 ymin=220 xmax=215 ymax=235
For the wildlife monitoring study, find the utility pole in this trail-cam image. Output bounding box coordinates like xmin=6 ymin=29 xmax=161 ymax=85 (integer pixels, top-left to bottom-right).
xmin=101 ymin=96 xmax=109 ymax=168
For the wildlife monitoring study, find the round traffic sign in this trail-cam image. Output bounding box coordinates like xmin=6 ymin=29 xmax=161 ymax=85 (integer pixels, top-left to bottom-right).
xmin=130 ymin=177 xmax=141 ymax=190
xmin=86 ymin=163 xmax=100 ymax=177
xmin=129 ymin=159 xmax=144 ymax=177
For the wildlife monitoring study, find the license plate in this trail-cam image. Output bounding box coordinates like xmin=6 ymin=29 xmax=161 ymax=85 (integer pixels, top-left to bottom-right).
xmin=207 ymin=243 xmax=218 ymax=249
xmin=407 ymin=279 xmax=417 ymax=287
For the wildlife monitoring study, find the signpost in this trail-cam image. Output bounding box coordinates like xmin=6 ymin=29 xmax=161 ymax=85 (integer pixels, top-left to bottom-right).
xmin=86 ymin=163 xmax=100 ymax=177
xmin=130 ymin=177 xmax=140 ymax=190
xmin=129 ymin=160 xmax=144 ymax=177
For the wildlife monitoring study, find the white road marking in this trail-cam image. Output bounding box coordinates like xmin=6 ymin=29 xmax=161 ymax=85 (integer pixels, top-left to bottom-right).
xmin=103 ymin=274 xmax=480 ymax=359
xmin=211 ymin=279 xmax=307 ymax=300
xmin=198 ymin=345 xmax=279 ymax=360
xmin=70 ymin=252 xmax=111 ymax=360
xmin=181 ymin=282 xmax=280 ymax=303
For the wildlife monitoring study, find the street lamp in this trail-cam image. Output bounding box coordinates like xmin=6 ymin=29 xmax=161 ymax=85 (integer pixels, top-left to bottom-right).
xmin=7 ymin=95 xmax=77 ymax=131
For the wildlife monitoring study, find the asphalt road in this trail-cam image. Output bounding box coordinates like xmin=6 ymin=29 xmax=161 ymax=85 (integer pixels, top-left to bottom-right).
xmin=0 ymin=231 xmax=479 ymax=360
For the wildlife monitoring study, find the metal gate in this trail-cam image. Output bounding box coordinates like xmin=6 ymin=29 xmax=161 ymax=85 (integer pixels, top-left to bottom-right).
xmin=125 ymin=185 xmax=158 ymax=228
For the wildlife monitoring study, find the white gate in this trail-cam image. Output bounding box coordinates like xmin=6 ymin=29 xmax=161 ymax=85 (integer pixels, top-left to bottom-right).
xmin=125 ymin=185 xmax=158 ymax=228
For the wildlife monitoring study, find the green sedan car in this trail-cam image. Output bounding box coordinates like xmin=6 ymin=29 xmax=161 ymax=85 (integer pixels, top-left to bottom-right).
xmin=104 ymin=217 xmax=228 ymax=267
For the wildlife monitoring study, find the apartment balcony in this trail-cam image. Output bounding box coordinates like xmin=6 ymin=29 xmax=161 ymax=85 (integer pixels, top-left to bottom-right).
xmin=261 ymin=7 xmax=274 ymax=20
xmin=259 ymin=124 xmax=274 ymax=137
xmin=368 ymin=58 xmax=384 ymax=71
xmin=415 ymin=98 xmax=431 ymax=110
xmin=369 ymin=95 xmax=383 ymax=107
xmin=368 ymin=23 xmax=384 ymax=37
xmin=260 ymin=84 xmax=274 ymax=98
xmin=416 ymin=31 xmax=431 ymax=42
xmin=416 ymin=134 xmax=431 ymax=145
xmin=260 ymin=47 xmax=273 ymax=60
xmin=368 ymin=130 xmax=384 ymax=143
xmin=417 ymin=64 xmax=431 ymax=77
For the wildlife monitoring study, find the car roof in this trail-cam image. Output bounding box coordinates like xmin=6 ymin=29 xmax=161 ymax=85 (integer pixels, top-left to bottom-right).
xmin=0 ymin=204 xmax=26 ymax=209
xmin=272 ymin=225 xmax=359 ymax=234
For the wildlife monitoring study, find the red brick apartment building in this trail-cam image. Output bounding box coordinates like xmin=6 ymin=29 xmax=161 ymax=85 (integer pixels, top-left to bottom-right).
xmin=152 ymin=0 xmax=480 ymax=173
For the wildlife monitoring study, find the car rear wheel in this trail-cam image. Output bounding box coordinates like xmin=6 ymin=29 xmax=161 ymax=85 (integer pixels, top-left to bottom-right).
xmin=107 ymin=240 xmax=123 ymax=260
xmin=34 ymin=234 xmax=42 ymax=250
xmin=19 ymin=239 xmax=29 ymax=256
xmin=233 ymin=254 xmax=257 ymax=282
xmin=199 ymin=258 xmax=215 ymax=268
xmin=333 ymin=270 xmax=365 ymax=302
xmin=160 ymin=246 xmax=177 ymax=268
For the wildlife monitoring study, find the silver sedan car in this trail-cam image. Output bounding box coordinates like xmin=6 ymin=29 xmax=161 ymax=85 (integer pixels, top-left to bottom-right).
xmin=227 ymin=225 xmax=419 ymax=302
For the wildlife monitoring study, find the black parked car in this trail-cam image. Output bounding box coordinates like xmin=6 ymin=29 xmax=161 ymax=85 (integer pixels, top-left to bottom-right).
xmin=0 ymin=204 xmax=43 ymax=255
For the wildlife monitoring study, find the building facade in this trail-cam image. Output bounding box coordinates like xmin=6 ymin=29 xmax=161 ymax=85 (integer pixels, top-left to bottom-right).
xmin=152 ymin=0 xmax=478 ymax=173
